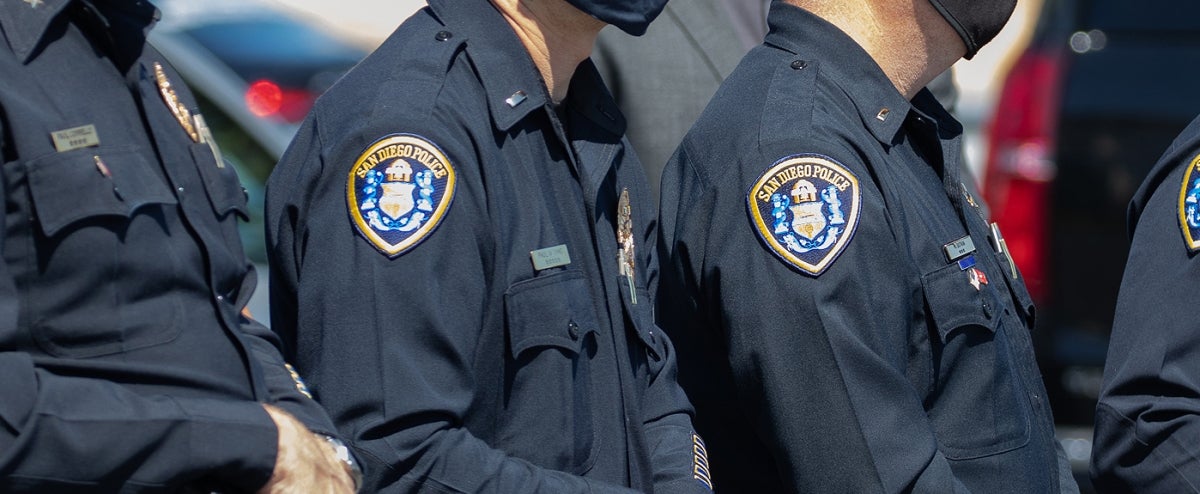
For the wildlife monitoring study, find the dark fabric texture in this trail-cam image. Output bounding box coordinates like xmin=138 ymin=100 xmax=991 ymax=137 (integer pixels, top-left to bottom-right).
xmin=265 ymin=0 xmax=709 ymax=492
xmin=1091 ymin=114 xmax=1200 ymax=493
xmin=0 ymin=0 xmax=339 ymax=490
xmin=657 ymin=3 xmax=1077 ymax=492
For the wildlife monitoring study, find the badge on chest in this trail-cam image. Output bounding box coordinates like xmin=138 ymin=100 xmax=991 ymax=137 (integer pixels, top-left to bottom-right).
xmin=347 ymin=134 xmax=456 ymax=257
xmin=747 ymin=154 xmax=861 ymax=276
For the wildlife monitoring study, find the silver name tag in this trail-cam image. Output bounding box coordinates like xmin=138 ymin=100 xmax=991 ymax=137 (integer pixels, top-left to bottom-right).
xmin=531 ymin=244 xmax=571 ymax=271
xmin=943 ymin=235 xmax=976 ymax=262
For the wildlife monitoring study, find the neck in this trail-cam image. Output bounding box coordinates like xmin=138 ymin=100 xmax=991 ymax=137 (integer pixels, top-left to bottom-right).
xmin=785 ymin=0 xmax=964 ymax=100
xmin=492 ymin=0 xmax=605 ymax=104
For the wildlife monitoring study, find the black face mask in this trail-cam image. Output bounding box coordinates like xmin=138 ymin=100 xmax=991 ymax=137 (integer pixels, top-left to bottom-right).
xmin=564 ymin=0 xmax=669 ymax=36
xmin=927 ymin=0 xmax=1019 ymax=59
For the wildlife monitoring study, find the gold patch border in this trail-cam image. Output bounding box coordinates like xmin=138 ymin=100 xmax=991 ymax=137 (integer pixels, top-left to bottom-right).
xmin=346 ymin=134 xmax=457 ymax=258
xmin=1179 ymin=152 xmax=1200 ymax=252
xmin=747 ymin=154 xmax=862 ymax=276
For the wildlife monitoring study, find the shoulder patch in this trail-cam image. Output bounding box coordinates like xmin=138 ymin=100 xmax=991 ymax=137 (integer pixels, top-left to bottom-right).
xmin=1179 ymin=152 xmax=1200 ymax=252
xmin=747 ymin=154 xmax=861 ymax=276
xmin=347 ymin=134 xmax=457 ymax=257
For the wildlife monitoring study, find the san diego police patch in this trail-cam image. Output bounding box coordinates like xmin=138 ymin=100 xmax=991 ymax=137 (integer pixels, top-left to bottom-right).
xmin=747 ymin=154 xmax=861 ymax=276
xmin=347 ymin=134 xmax=456 ymax=257
xmin=1178 ymin=152 xmax=1200 ymax=252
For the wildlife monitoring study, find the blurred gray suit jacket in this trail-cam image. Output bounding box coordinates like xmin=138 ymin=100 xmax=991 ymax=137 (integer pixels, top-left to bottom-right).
xmin=593 ymin=0 xmax=750 ymax=199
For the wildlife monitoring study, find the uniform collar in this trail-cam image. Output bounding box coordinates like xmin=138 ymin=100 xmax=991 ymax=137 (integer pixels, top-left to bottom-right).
xmin=0 ymin=0 xmax=158 ymax=64
xmin=764 ymin=2 xmax=912 ymax=146
xmin=1 ymin=0 xmax=73 ymax=63
xmin=426 ymin=0 xmax=623 ymax=135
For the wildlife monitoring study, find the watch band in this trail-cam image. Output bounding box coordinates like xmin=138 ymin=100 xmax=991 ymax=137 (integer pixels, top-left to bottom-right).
xmin=320 ymin=435 xmax=363 ymax=493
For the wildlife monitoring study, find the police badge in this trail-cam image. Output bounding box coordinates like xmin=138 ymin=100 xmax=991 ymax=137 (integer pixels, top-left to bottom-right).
xmin=1179 ymin=152 xmax=1200 ymax=252
xmin=347 ymin=134 xmax=456 ymax=257
xmin=747 ymin=154 xmax=861 ymax=276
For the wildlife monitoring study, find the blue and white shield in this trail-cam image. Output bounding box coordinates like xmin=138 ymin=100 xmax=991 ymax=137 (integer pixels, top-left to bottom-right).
xmin=347 ymin=134 xmax=456 ymax=257
xmin=748 ymin=154 xmax=861 ymax=276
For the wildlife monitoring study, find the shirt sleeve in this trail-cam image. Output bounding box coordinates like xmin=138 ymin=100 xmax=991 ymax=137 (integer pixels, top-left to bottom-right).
xmin=639 ymin=331 xmax=715 ymax=494
xmin=1092 ymin=153 xmax=1200 ymax=493
xmin=659 ymin=142 xmax=975 ymax=493
xmin=635 ymin=181 xmax=714 ymax=494
xmin=266 ymin=118 xmax=643 ymax=494
xmin=237 ymin=307 xmax=340 ymax=438
xmin=0 ymin=353 xmax=278 ymax=492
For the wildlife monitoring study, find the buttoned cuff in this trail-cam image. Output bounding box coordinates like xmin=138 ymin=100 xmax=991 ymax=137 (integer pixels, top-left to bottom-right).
xmin=178 ymin=399 xmax=278 ymax=492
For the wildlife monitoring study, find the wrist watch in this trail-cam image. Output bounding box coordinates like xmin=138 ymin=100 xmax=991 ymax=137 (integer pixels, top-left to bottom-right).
xmin=321 ymin=435 xmax=363 ymax=492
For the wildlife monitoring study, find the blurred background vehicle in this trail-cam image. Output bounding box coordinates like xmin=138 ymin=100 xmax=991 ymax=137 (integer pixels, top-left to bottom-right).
xmin=982 ymin=0 xmax=1200 ymax=490
xmin=149 ymin=0 xmax=369 ymax=321
xmin=150 ymin=0 xmax=367 ymax=262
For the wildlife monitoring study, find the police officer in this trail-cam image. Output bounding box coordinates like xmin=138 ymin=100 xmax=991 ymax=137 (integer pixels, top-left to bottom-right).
xmin=265 ymin=0 xmax=710 ymax=492
xmin=1092 ymin=115 xmax=1200 ymax=492
xmin=0 ymin=0 xmax=356 ymax=491
xmin=657 ymin=0 xmax=1078 ymax=491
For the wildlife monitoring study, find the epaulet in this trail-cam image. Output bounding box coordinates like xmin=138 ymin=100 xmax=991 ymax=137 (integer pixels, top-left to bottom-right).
xmin=366 ymin=11 xmax=465 ymax=128
xmin=759 ymin=55 xmax=817 ymax=150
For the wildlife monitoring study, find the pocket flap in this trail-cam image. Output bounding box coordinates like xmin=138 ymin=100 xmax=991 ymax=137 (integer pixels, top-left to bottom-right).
xmin=190 ymin=144 xmax=249 ymax=219
xmin=26 ymin=148 xmax=177 ymax=237
xmin=505 ymin=270 xmax=599 ymax=358
xmin=922 ymin=263 xmax=1003 ymax=342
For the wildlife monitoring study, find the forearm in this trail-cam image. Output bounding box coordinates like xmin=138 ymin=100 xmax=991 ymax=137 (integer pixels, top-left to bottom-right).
xmin=355 ymin=423 xmax=639 ymax=494
xmin=0 ymin=352 xmax=276 ymax=492
xmin=639 ymin=329 xmax=711 ymax=493
xmin=1092 ymin=401 xmax=1200 ymax=493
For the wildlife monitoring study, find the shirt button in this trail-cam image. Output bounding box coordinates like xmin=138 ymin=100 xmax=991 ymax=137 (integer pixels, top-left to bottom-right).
xmin=176 ymin=186 xmax=185 ymax=193
xmin=981 ymin=299 xmax=993 ymax=318
xmin=435 ymin=30 xmax=453 ymax=42
xmin=568 ymin=321 xmax=580 ymax=340
xmin=216 ymin=295 xmax=225 ymax=302
xmin=790 ymin=59 xmax=808 ymax=70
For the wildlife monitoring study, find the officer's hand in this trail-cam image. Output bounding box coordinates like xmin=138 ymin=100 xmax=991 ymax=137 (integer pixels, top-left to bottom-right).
xmin=258 ymin=404 xmax=356 ymax=494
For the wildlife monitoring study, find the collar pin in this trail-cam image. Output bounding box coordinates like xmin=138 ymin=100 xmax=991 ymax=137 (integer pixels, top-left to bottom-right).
xmin=505 ymin=91 xmax=527 ymax=108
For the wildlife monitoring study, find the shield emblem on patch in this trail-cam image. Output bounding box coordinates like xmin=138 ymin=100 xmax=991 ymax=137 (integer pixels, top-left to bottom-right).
xmin=747 ymin=154 xmax=861 ymax=276
xmin=790 ymin=202 xmax=826 ymax=241
xmin=347 ymin=134 xmax=456 ymax=258
xmin=379 ymin=182 xmax=416 ymax=220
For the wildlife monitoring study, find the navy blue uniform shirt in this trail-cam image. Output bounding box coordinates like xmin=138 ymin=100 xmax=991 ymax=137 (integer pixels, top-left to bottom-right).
xmin=0 ymin=0 xmax=338 ymax=491
xmin=657 ymin=4 xmax=1077 ymax=493
xmin=265 ymin=0 xmax=709 ymax=492
xmin=1092 ymin=114 xmax=1200 ymax=493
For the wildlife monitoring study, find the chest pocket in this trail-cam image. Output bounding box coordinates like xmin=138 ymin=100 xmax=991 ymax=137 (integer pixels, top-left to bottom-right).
xmin=921 ymin=261 xmax=1032 ymax=460
xmin=28 ymin=146 xmax=177 ymax=236
xmin=189 ymin=142 xmax=248 ymax=220
xmin=24 ymin=147 xmax=184 ymax=358
xmin=502 ymin=269 xmax=600 ymax=473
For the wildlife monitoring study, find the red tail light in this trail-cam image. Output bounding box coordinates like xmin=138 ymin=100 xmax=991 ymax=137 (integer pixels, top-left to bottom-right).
xmin=245 ymin=79 xmax=315 ymax=123
xmin=982 ymin=48 xmax=1064 ymax=305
